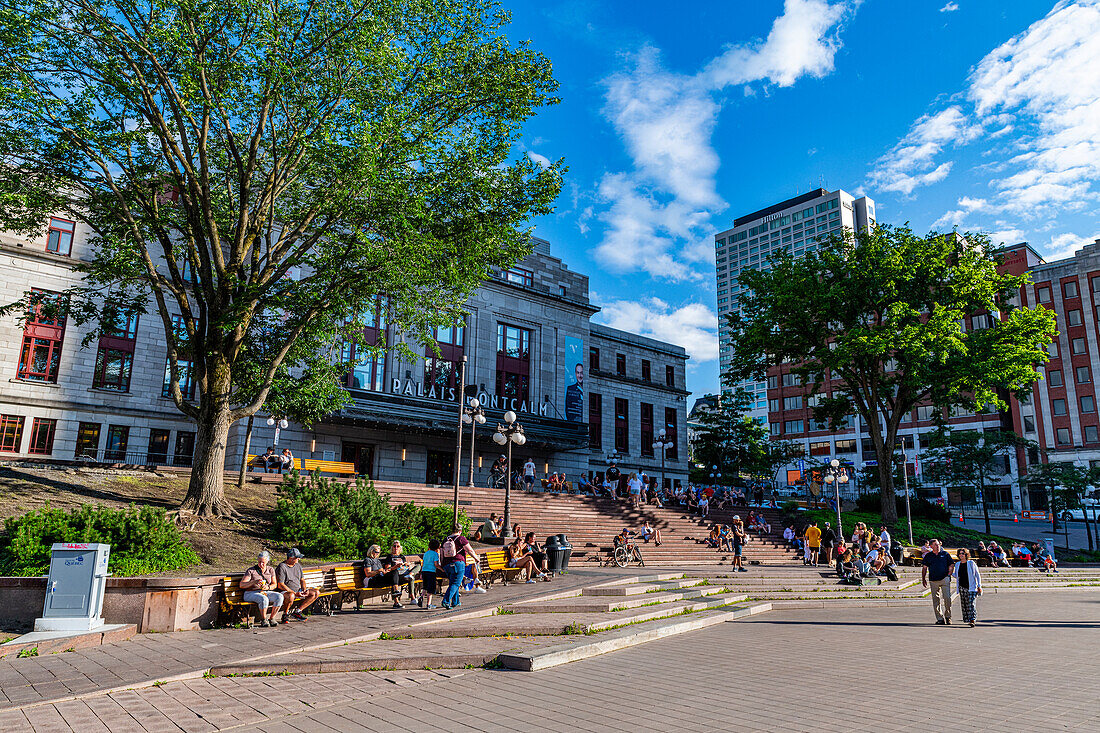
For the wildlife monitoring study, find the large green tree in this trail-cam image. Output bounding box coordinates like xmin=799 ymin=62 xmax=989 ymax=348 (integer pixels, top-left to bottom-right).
xmin=923 ymin=427 xmax=1031 ymax=535
xmin=0 ymin=0 xmax=561 ymax=515
xmin=1025 ymin=460 xmax=1100 ymax=551
xmin=690 ymin=389 xmax=793 ymax=486
xmin=727 ymin=224 xmax=1057 ymax=524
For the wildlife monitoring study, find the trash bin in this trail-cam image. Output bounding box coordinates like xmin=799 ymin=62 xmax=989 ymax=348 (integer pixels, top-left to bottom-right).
xmin=557 ymin=533 xmax=573 ymax=572
xmin=890 ymin=541 xmax=903 ymax=565
xmin=544 ymin=535 xmax=564 ymax=573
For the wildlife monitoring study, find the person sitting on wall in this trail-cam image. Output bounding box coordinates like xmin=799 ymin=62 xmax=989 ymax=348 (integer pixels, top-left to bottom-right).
xmin=478 ymin=513 xmax=502 ymax=542
xmin=576 ymin=473 xmax=593 ymax=494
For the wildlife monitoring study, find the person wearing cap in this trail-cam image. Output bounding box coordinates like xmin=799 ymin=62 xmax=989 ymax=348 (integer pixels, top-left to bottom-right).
xmin=489 ymin=454 xmax=507 ymax=488
xmin=276 ymin=548 xmax=319 ymax=623
xmin=239 ymin=551 xmax=283 ymax=627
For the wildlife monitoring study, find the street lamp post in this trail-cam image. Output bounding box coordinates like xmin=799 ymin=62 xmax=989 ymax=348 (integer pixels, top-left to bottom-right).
xmin=822 ymin=458 xmax=849 ymax=538
xmin=652 ymin=429 xmax=675 ymax=494
xmin=265 ymin=415 xmax=289 ymax=445
xmin=451 ymin=357 xmax=468 ymax=528
xmin=709 ymin=465 xmax=722 ymax=485
xmin=492 ymin=411 xmax=526 ymax=541
xmin=896 ymin=453 xmax=914 ymax=545
xmin=462 ymin=398 xmax=487 ymax=488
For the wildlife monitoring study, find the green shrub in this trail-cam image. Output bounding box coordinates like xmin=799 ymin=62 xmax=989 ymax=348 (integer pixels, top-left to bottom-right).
xmin=781 ymin=500 xmax=801 ymax=514
xmin=0 ymin=503 xmax=200 ymax=576
xmin=273 ymin=471 xmax=467 ymax=560
xmin=853 ymin=493 xmax=949 ymax=521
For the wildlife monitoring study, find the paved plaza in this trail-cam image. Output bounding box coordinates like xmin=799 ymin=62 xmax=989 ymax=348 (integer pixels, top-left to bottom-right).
xmin=0 ymin=590 xmax=1095 ymax=731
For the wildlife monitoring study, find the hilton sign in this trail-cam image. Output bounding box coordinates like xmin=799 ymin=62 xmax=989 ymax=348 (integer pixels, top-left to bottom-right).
xmin=389 ymin=378 xmax=550 ymax=417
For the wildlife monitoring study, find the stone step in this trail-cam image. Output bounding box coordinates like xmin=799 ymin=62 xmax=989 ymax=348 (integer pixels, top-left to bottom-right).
xmin=502 ymin=586 xmax=734 ymax=614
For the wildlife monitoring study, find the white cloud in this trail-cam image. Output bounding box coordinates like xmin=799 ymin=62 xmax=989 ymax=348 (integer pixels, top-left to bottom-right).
xmin=986 ymin=227 xmax=1027 ymax=247
xmin=595 ymin=0 xmax=856 ymax=280
xmin=940 ymin=2 xmax=959 ymax=12
xmin=932 ymin=196 xmax=988 ymax=229
xmin=526 ymin=151 xmax=551 ymax=170
xmin=595 ymin=296 xmax=719 ymax=363
xmin=1044 ymin=231 xmax=1100 ymax=261
xmin=868 ymin=106 xmax=980 ymax=195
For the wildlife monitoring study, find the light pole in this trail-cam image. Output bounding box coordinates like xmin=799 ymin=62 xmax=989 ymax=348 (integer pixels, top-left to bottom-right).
xmin=822 ymin=458 xmax=848 ymax=538
xmin=265 ymin=415 xmax=289 ymax=446
xmin=709 ymin=465 xmax=722 ymax=486
xmin=492 ymin=411 xmax=526 ymax=540
xmin=451 ymin=357 xmax=468 ymax=528
xmin=462 ymin=398 xmax=486 ymax=488
xmin=896 ymin=453 xmax=914 ymax=545
xmin=652 ymin=429 xmax=675 ymax=494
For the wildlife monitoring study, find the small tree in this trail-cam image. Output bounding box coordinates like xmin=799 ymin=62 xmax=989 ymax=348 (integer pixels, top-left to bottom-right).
xmin=1025 ymin=461 xmax=1100 ymax=551
xmin=0 ymin=0 xmax=561 ymax=515
xmin=728 ymin=224 xmax=1057 ymax=525
xmin=923 ymin=427 xmax=1031 ymax=536
xmin=691 ymin=389 xmax=793 ymax=486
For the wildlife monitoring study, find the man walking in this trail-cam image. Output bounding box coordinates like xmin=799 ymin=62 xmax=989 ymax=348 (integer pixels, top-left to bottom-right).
xmin=921 ymin=538 xmax=953 ymax=624
xmin=523 ymin=458 xmax=536 ymax=489
xmin=804 ymin=522 xmax=821 ymax=566
xmin=820 ymin=522 xmax=837 ymax=565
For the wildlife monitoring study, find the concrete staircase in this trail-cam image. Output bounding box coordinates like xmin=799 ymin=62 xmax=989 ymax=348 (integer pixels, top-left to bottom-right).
xmin=372 ymin=480 xmax=800 ymax=566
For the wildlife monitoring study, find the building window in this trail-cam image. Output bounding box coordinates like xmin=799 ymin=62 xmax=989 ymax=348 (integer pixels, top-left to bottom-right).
xmin=0 ymin=415 xmax=25 ymax=452
xmin=589 ymin=393 xmax=602 ymax=449
xmin=496 ymin=323 xmax=532 ymax=403
xmin=75 ymin=422 xmax=100 ymax=458
xmin=28 ymin=418 xmax=56 ymax=455
xmin=641 ymin=360 xmax=651 ymax=382
xmin=1053 ymin=398 xmax=1067 ymax=416
xmin=174 ymin=431 xmax=195 ymax=467
xmin=663 ymin=407 xmax=679 ymax=460
xmin=782 ymin=372 xmax=801 ymax=387
xmin=770 ymin=422 xmax=781 ymax=436
xmin=590 ymin=347 xmax=600 ymax=371
xmin=665 ymin=365 xmax=675 ymax=388
xmin=103 ymin=425 xmax=129 ymax=461
xmin=1037 ymin=286 xmax=1051 ymax=303
xmin=17 ymin=290 xmax=66 ymax=383
xmin=1064 ymin=280 xmax=1079 ymax=299
xmin=809 ymin=440 xmax=830 ymax=456
xmin=1047 ymin=341 xmax=1059 ymax=358
xmin=1082 ymin=395 xmax=1096 ymax=413
xmin=767 ymin=375 xmax=778 ymax=389
xmin=94 ymin=349 xmax=134 ymax=391
xmin=1086 ymin=425 xmax=1099 ymax=444
xmin=640 ymin=403 xmax=654 ymax=457
xmin=148 ymin=429 xmax=170 ymax=464
xmin=1072 ymin=337 xmax=1087 ymax=354
xmin=423 ymin=323 xmax=464 ymax=393
xmin=835 ymin=439 xmax=857 ymax=454
xmin=783 ymin=395 xmax=802 ymax=410
xmin=1023 ymin=415 xmax=1035 ymax=433
xmin=1056 ymin=427 xmax=1071 ymax=444
xmin=344 ymin=298 xmax=387 ymax=391
xmin=783 ymin=419 xmax=803 ymax=435
xmin=46 ymin=217 xmax=75 ymax=256
xmin=614 ymin=398 xmax=629 ymax=453
xmin=1077 ymin=366 xmax=1091 ymax=383
xmin=1048 ymin=370 xmax=1063 ymax=387
xmin=615 ymin=354 xmax=626 ymax=376
xmin=1068 ymin=309 xmax=1083 ymax=327
xmin=501 ymin=267 xmax=534 ymax=287
xmin=162 ymin=358 xmax=196 ymax=399
xmin=769 ymin=399 xmax=780 ymax=412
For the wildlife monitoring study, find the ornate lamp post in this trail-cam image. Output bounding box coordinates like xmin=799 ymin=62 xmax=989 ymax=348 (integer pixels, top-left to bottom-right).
xmin=895 ymin=453 xmax=914 ymax=545
xmin=652 ymin=428 xmax=675 ymax=494
xmin=451 ymin=357 xmax=468 ymax=527
xmin=265 ymin=416 xmax=289 ymax=445
xmin=492 ymin=411 xmax=526 ymax=540
xmin=462 ymin=398 xmax=487 ymax=487
xmin=822 ymin=458 xmax=849 ymax=538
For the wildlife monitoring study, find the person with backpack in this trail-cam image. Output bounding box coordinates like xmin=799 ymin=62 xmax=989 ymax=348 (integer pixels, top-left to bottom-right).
xmin=820 ymin=523 xmax=837 ymax=565
xmin=440 ymin=525 xmax=470 ymax=610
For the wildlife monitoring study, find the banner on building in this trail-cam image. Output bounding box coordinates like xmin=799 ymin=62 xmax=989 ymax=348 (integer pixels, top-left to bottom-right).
xmin=563 ymin=335 xmax=584 ymax=422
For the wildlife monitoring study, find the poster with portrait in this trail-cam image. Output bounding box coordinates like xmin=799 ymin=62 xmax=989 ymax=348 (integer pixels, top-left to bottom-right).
xmin=563 ymin=335 xmax=584 ymax=422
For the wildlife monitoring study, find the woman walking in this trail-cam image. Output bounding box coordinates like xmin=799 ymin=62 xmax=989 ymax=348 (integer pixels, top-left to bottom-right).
xmin=952 ymin=548 xmax=983 ymax=627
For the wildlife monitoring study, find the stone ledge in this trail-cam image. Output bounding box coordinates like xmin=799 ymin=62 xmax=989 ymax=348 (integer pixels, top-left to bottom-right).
xmin=0 ymin=624 xmax=136 ymax=660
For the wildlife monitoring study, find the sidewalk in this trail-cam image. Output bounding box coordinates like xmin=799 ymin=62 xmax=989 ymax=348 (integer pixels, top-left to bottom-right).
xmin=0 ymin=567 xmax=621 ymax=711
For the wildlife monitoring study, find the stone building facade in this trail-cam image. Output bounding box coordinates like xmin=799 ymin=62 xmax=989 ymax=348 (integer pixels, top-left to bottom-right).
xmin=0 ymin=223 xmax=690 ymax=490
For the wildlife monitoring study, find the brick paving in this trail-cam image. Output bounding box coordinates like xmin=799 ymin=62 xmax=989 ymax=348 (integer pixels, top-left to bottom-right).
xmin=0 ymin=566 xmax=621 ymax=712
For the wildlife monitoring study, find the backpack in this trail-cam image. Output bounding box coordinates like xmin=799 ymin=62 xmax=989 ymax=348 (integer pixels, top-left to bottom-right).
xmin=442 ymin=536 xmax=457 ymax=561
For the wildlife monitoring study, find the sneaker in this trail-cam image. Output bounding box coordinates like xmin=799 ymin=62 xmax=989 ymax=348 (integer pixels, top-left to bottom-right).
xmin=474 ymin=586 xmax=487 ymax=594
xmin=393 ymin=600 xmax=403 ymax=609
xmin=945 ymin=619 xmax=951 ymax=625
xmin=441 ymin=603 xmax=451 ymax=610
xmin=279 ymin=614 xmax=289 ymax=624
xmin=738 ymin=568 xmax=748 ymax=573
xmin=291 ymin=611 xmax=307 ymax=621
xmin=426 ymin=604 xmax=438 ymax=609
xmin=265 ymin=619 xmax=277 ymax=627
xmin=969 ymin=621 xmax=976 ymax=627
xmin=935 ymin=619 xmax=945 ymax=625
xmin=417 ymin=596 xmax=424 ymax=608
xmin=526 ymin=579 xmax=537 ymax=584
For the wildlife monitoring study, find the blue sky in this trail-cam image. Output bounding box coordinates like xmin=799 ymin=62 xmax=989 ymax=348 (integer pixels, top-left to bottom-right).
xmin=502 ymin=0 xmax=1100 ymax=400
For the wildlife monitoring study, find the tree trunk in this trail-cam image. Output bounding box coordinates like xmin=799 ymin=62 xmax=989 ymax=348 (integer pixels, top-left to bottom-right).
xmin=237 ymin=415 xmax=255 ymax=491
xmin=874 ymin=433 xmax=899 ymax=526
xmin=1083 ymin=504 xmax=1094 ymax=552
xmin=180 ymin=361 xmax=236 ymax=517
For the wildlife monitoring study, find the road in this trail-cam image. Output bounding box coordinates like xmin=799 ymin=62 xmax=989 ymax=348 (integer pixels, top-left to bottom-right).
xmin=951 ymin=514 xmax=1095 ymax=550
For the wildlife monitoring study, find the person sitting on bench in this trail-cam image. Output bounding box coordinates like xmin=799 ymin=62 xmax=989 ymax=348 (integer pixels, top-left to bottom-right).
xmin=359 ymin=543 xmax=407 ymax=609
xmin=275 ymin=548 xmax=320 ymax=623
xmin=523 ymin=533 xmax=550 ymax=575
xmin=261 ymin=446 xmax=281 ymax=473
xmin=278 ymin=447 xmax=294 ymax=474
xmin=239 ymin=551 xmax=283 ymax=627
xmin=506 ymin=537 xmax=547 ymax=583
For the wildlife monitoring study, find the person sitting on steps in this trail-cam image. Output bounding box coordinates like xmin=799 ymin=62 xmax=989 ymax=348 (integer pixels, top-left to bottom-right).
xmin=639 ymin=520 xmax=662 ymax=546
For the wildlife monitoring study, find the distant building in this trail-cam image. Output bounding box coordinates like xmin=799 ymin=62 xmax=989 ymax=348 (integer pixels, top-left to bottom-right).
xmin=686 ymin=393 xmax=719 ymax=464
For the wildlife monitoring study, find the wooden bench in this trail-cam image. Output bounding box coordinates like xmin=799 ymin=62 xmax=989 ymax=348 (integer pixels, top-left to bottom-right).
xmin=331 ymin=561 xmax=424 ymax=609
xmin=902 ymin=547 xmax=992 ymax=567
xmin=245 ymin=454 xmax=357 ymax=477
xmin=219 ymin=576 xmax=259 ymax=626
xmin=301 ymin=568 xmax=342 ymax=615
xmin=479 ymin=550 xmax=524 ymax=587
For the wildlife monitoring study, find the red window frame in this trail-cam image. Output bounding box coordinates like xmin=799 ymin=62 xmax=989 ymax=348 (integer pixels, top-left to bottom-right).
xmin=46 ymin=217 xmax=75 ymax=256
xmin=664 ymin=407 xmax=679 ymax=460
xmin=0 ymin=415 xmax=25 ymax=452
xmin=424 ymin=323 xmax=465 ymax=392
xmin=589 ymin=347 xmax=600 ymax=370
xmin=614 ymin=398 xmax=629 ymax=453
xmin=93 ymin=311 xmax=138 ymax=391
xmin=18 ymin=291 xmax=66 ymax=383
xmin=641 ymin=360 xmax=651 ymax=382
xmin=496 ymin=323 xmax=532 ymax=403
xmin=28 ymin=418 xmax=56 ymax=455
xmin=589 ymin=393 xmax=602 ymax=449
xmin=75 ymin=422 xmax=101 ymax=458
xmin=640 ymin=402 xmax=654 ymax=457
xmin=343 ymin=298 xmax=387 ymax=391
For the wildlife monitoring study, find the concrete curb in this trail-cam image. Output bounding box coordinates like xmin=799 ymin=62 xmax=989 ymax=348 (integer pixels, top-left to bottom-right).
xmin=498 ymin=602 xmax=772 ymax=672
xmin=209 ymin=652 xmax=499 ymax=676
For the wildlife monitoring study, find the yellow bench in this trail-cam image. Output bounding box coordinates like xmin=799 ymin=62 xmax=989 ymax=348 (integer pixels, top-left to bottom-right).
xmin=300 ymin=568 xmax=342 ymax=615
xmin=218 ymin=576 xmax=258 ymax=626
xmin=479 ymin=549 xmax=524 ymax=586
xmin=246 ymin=454 xmax=357 ymax=476
xmin=331 ymin=561 xmax=423 ymax=610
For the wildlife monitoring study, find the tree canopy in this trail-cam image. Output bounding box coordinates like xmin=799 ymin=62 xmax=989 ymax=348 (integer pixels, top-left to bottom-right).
xmin=690 ymin=389 xmax=793 ymax=486
xmin=0 ymin=0 xmax=562 ymax=515
xmin=727 ymin=224 xmax=1058 ymax=524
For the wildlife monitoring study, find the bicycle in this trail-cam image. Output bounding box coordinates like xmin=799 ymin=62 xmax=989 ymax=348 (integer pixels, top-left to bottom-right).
xmin=612 ymin=541 xmax=644 ymax=568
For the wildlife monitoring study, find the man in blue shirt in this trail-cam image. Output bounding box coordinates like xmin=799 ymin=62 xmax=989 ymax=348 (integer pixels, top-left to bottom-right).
xmin=921 ymin=539 xmax=953 ymax=624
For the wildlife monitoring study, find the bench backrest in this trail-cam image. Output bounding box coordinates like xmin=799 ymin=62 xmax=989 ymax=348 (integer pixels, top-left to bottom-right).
xmin=301 ymin=458 xmax=357 ymax=474
xmin=334 ymin=566 xmax=359 ymax=590
xmin=221 ymin=576 xmax=245 ymax=603
xmin=483 ymin=550 xmax=509 ymax=571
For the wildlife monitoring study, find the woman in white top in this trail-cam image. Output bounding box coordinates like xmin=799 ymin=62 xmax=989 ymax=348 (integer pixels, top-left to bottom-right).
xmin=952 ymin=548 xmax=983 ymax=627
xmin=627 ymin=473 xmax=644 ymax=509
